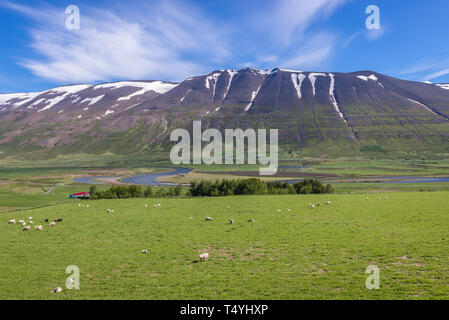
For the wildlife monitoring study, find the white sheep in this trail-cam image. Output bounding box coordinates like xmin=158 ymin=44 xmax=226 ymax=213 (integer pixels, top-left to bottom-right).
xmin=49 ymin=222 xmax=56 ymax=226
xmin=229 ymin=219 xmax=234 ymax=224
xmin=18 ymin=219 xmax=24 ymax=224
xmin=35 ymin=225 xmax=43 ymax=231
xmin=199 ymin=253 xmax=209 ymax=261
xmin=144 ymin=204 xmax=148 ymax=207
xmin=52 ymin=287 xmax=62 ymax=293
xmin=106 ymin=209 xmax=114 ymax=213
xmin=311 ymin=205 xmax=315 ymax=209
xmin=205 ymin=217 xmax=213 ymax=221
xmin=27 ymin=216 xmax=32 ymax=220
xmin=29 ymin=221 xmax=33 ymax=225
xmin=8 ymin=219 xmax=16 ymax=224
xmin=23 ymin=226 xmax=31 ymax=231
xmin=142 ymin=249 xmax=148 ymax=254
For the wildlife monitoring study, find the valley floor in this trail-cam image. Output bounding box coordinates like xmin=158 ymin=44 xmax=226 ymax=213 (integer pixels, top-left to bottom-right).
xmin=1 ymin=193 xmax=448 ymax=299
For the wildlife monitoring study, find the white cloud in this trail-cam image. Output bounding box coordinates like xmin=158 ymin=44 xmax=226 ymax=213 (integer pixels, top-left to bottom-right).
xmin=252 ymin=0 xmax=347 ymax=46
xmin=280 ymin=33 xmax=337 ymax=69
xmin=6 ymin=1 xmax=229 ymax=83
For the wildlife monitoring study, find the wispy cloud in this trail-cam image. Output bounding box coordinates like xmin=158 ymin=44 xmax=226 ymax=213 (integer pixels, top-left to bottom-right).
xmin=3 ymin=1 xmax=230 ymax=83
xmin=3 ymin=0 xmax=350 ymax=84
xmin=399 ymin=58 xmax=449 ymax=82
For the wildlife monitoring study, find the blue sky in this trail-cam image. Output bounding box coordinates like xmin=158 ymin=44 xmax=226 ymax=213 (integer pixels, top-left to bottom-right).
xmin=0 ymin=0 xmax=448 ymax=93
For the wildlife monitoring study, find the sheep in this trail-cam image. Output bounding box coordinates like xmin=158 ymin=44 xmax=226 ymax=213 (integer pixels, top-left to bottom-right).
xmin=366 ymin=197 xmax=369 ymax=200
xmin=205 ymin=217 xmax=213 ymax=221
xmin=18 ymin=220 xmax=24 ymax=224
xmin=324 ymin=201 xmax=331 ymax=205
xmin=44 ymin=219 xmax=49 ymax=223
xmin=23 ymin=226 xmax=30 ymax=231
xmin=29 ymin=221 xmax=33 ymax=225
xmin=21 ymin=222 xmax=27 ymax=227
xmin=27 ymin=216 xmax=32 ymax=220
xmin=106 ymin=209 xmax=114 ymax=213
xmin=35 ymin=225 xmax=43 ymax=231
xmin=8 ymin=219 xmax=16 ymax=224
xmin=144 ymin=204 xmax=148 ymax=207
xmin=78 ymin=203 xmax=81 ymax=207
xmin=49 ymin=222 xmax=56 ymax=226
xmin=52 ymin=287 xmax=62 ymax=293
xmin=287 ymin=209 xmax=291 ymax=212
xmin=199 ymin=253 xmax=209 ymax=261
xmin=378 ymin=197 xmax=381 ymax=200
xmin=248 ymin=219 xmax=255 ymax=223
xmin=142 ymin=249 xmax=148 ymax=254
xmin=229 ymin=219 xmax=234 ymax=224
xmin=154 ymin=204 xmax=161 ymax=207
xmin=311 ymin=205 xmax=315 ymax=209
xmin=277 ymin=209 xmax=282 ymax=212
xmin=317 ymin=203 xmax=321 ymax=207
xmin=54 ymin=219 xmax=63 ymax=222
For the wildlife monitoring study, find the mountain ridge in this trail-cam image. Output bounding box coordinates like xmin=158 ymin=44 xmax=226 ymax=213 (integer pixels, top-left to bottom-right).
xmin=1 ymin=68 xmax=449 ymax=160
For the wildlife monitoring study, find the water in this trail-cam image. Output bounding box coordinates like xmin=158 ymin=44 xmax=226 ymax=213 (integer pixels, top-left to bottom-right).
xmin=74 ymin=169 xmax=449 ymax=186
xmin=74 ymin=167 xmax=191 ymax=186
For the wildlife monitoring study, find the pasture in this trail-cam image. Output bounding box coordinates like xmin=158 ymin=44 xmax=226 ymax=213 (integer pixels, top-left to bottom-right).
xmin=1 ymin=192 xmax=448 ymax=299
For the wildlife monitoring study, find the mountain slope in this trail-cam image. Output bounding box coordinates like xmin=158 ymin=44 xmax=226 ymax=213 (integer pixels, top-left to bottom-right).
xmin=1 ymin=68 xmax=449 ymax=160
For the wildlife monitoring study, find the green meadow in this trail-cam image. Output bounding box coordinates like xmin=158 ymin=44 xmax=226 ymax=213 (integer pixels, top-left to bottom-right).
xmin=1 ymin=192 xmax=448 ymax=300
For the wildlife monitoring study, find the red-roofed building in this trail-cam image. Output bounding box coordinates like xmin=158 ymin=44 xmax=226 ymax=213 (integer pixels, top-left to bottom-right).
xmin=69 ymin=192 xmax=90 ymax=199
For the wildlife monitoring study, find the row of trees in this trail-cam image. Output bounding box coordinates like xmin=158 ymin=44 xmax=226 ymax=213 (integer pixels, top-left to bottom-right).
xmin=87 ymin=179 xmax=333 ymax=200
xmin=189 ymin=178 xmax=334 ymax=197
xmin=89 ymin=185 xmax=182 ymax=199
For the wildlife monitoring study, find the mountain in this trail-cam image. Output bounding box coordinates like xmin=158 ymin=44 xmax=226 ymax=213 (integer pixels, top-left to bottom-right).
xmin=1 ymin=68 xmax=449 ymax=161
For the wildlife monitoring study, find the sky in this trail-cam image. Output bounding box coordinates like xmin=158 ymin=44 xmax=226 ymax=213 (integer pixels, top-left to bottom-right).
xmin=0 ymin=0 xmax=448 ymax=93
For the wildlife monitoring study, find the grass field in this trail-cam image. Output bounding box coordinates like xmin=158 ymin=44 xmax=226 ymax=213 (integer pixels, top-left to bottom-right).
xmin=1 ymin=192 xmax=448 ymax=299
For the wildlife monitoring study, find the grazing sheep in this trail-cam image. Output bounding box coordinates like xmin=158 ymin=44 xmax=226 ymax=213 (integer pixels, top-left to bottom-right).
xmin=18 ymin=220 xmax=25 ymax=224
xmin=52 ymin=287 xmax=62 ymax=293
xmin=229 ymin=219 xmax=234 ymax=224
xmin=54 ymin=219 xmax=63 ymax=222
xmin=27 ymin=216 xmax=32 ymax=220
xmin=21 ymin=222 xmax=27 ymax=227
xmin=29 ymin=221 xmax=33 ymax=225
xmin=317 ymin=203 xmax=321 ymax=207
xmin=144 ymin=204 xmax=148 ymax=207
xmin=35 ymin=225 xmax=43 ymax=231
xmin=205 ymin=217 xmax=213 ymax=221
xmin=8 ymin=219 xmax=16 ymax=224
xmin=366 ymin=197 xmax=369 ymax=200
xmin=248 ymin=219 xmax=255 ymax=223
xmin=153 ymin=204 xmax=161 ymax=207
xmin=49 ymin=222 xmax=56 ymax=226
xmin=199 ymin=253 xmax=209 ymax=261
xmin=287 ymin=209 xmax=291 ymax=212
xmin=23 ymin=226 xmax=30 ymax=231
xmin=86 ymin=205 xmax=89 ymax=208
xmin=106 ymin=209 xmax=114 ymax=213
xmin=378 ymin=197 xmax=381 ymax=200
xmin=78 ymin=203 xmax=81 ymax=207
xmin=44 ymin=219 xmax=49 ymax=223
xmin=277 ymin=209 xmax=282 ymax=212
xmin=142 ymin=249 xmax=148 ymax=254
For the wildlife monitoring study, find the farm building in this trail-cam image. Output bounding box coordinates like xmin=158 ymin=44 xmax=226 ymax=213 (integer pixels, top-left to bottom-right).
xmin=69 ymin=192 xmax=90 ymax=199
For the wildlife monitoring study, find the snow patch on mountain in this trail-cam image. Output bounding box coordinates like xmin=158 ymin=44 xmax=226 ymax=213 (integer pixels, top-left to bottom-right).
xmin=407 ymin=98 xmax=441 ymax=117
xmin=81 ymin=95 xmax=105 ymax=105
xmin=436 ymin=84 xmax=449 ymax=90
xmin=329 ymin=74 xmax=346 ymax=122
xmin=245 ymin=85 xmax=262 ymax=112
xmin=95 ymin=81 xmax=177 ymax=95
xmin=291 ymin=73 xmax=306 ymax=99
xmin=308 ymin=73 xmax=327 ymax=96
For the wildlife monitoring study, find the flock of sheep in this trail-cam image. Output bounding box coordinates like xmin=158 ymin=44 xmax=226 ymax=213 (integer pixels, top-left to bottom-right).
xmin=7 ymin=216 xmax=63 ymax=231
